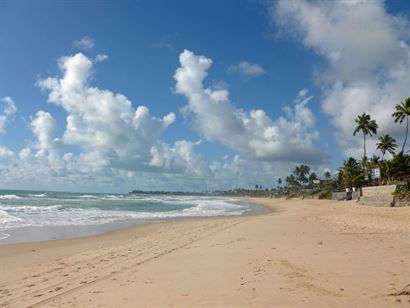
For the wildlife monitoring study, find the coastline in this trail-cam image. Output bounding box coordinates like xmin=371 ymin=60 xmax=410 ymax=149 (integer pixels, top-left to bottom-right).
xmin=0 ymin=197 xmax=269 ymax=245
xmin=1 ymin=198 xmax=409 ymax=307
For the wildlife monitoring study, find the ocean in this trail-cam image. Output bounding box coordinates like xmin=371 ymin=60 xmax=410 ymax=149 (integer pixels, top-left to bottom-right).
xmin=0 ymin=190 xmax=266 ymax=244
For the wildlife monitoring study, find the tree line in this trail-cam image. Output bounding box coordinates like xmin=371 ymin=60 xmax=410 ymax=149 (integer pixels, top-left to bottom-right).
xmin=280 ymin=97 xmax=410 ymax=191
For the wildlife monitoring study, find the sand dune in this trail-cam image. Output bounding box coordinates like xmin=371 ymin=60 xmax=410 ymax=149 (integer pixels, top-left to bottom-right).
xmin=0 ymin=198 xmax=409 ymax=307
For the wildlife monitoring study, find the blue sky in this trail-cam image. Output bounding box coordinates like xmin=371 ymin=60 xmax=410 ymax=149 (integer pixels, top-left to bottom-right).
xmin=0 ymin=0 xmax=409 ymax=192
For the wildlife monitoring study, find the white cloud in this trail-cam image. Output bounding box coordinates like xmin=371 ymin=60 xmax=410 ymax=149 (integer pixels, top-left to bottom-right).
xmin=0 ymin=146 xmax=14 ymax=159
xmin=1 ymin=96 xmax=17 ymax=115
xmin=228 ymin=61 xmax=265 ymax=76
xmin=272 ymin=0 xmax=410 ymax=157
xmin=174 ymin=49 xmax=325 ymax=163
xmin=37 ymin=52 xmax=217 ymax=178
xmin=74 ymin=36 xmax=95 ymax=50
xmin=95 ymin=54 xmax=109 ymax=62
xmin=31 ymin=110 xmax=60 ymax=152
xmin=0 ymin=51 xmax=328 ymax=192
xmin=0 ymin=96 xmax=17 ymax=134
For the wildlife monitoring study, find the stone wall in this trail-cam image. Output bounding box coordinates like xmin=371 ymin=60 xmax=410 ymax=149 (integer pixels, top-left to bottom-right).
xmin=332 ymin=191 xmax=349 ymax=201
xmin=351 ymin=190 xmax=361 ymax=200
xmin=332 ymin=190 xmax=360 ymax=201
xmin=359 ymin=185 xmax=396 ymax=207
xmin=392 ymin=199 xmax=410 ymax=207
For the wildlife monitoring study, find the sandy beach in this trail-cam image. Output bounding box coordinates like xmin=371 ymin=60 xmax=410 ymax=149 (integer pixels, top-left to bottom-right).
xmin=0 ymin=198 xmax=409 ymax=307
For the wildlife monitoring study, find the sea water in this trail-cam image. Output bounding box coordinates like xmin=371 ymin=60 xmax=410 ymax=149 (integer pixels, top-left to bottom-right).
xmin=0 ymin=190 xmax=266 ymax=244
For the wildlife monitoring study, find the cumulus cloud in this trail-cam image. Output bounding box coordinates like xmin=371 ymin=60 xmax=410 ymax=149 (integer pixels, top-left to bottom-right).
xmin=36 ymin=52 xmax=218 ymax=178
xmin=174 ymin=49 xmax=325 ymax=163
xmin=0 ymin=50 xmax=328 ymax=192
xmin=0 ymin=96 xmax=17 ymax=134
xmin=228 ymin=61 xmax=265 ymax=76
xmin=272 ymin=0 xmax=410 ymax=157
xmin=31 ymin=111 xmax=60 ymax=152
xmin=74 ymin=36 xmax=95 ymax=50
xmin=0 ymin=146 xmax=14 ymax=159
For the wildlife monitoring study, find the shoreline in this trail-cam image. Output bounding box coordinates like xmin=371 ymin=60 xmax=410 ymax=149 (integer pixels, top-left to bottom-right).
xmin=1 ymin=198 xmax=409 ymax=307
xmin=0 ymin=197 xmax=269 ymax=245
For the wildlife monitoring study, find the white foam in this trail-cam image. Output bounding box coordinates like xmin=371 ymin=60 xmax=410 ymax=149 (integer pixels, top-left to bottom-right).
xmin=0 ymin=233 xmax=10 ymax=241
xmin=0 ymin=195 xmax=251 ymax=231
xmin=79 ymin=195 xmax=98 ymax=199
xmin=0 ymin=209 xmax=25 ymax=230
xmin=0 ymin=205 xmax=63 ymax=213
xmin=28 ymin=193 xmax=47 ymax=197
xmin=0 ymin=194 xmax=21 ymax=200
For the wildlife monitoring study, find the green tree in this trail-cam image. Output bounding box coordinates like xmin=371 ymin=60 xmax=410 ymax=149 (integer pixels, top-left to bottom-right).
xmin=292 ymin=166 xmax=301 ymax=182
xmin=293 ymin=164 xmax=310 ymax=185
xmin=299 ymin=165 xmax=311 ymax=184
xmin=390 ymin=152 xmax=410 ymax=180
xmin=341 ymin=157 xmax=363 ymax=189
xmin=392 ymin=97 xmax=410 ymax=153
xmin=277 ymin=178 xmax=282 ymax=187
xmin=380 ymin=159 xmax=394 ymax=184
xmin=309 ymin=172 xmax=318 ymax=183
xmin=376 ymin=134 xmax=397 ymax=160
xmin=368 ymin=155 xmax=380 ymax=169
xmin=324 ymin=171 xmax=332 ymax=181
xmin=353 ymin=113 xmax=378 ymax=160
xmin=286 ymin=175 xmax=297 ymax=187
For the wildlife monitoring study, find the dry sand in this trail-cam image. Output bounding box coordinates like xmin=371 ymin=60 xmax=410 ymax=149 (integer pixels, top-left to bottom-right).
xmin=0 ymin=198 xmax=409 ymax=307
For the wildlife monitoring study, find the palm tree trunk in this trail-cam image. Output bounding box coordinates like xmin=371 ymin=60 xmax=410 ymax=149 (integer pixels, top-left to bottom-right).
xmin=363 ymin=133 xmax=367 ymax=182
xmin=403 ymin=115 xmax=409 ymax=153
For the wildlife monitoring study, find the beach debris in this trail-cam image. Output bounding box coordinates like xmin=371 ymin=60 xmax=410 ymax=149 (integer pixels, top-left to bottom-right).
xmin=388 ymin=284 xmax=410 ymax=296
xmin=318 ymin=241 xmax=323 ymax=245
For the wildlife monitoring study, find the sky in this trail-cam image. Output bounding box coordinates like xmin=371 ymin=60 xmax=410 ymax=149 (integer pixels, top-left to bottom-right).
xmin=0 ymin=0 xmax=409 ymax=193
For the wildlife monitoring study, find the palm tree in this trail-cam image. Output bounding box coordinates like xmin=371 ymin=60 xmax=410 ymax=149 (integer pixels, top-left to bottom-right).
xmin=380 ymin=160 xmax=394 ymax=184
xmin=368 ymin=155 xmax=380 ymax=168
xmin=353 ymin=113 xmax=378 ymax=160
xmin=341 ymin=157 xmax=363 ymax=189
xmin=299 ymin=165 xmax=310 ymax=184
xmin=324 ymin=171 xmax=332 ymax=181
xmin=376 ymin=134 xmax=397 ymax=160
xmin=292 ymin=166 xmax=301 ymax=181
xmin=390 ymin=152 xmax=410 ymax=180
xmin=286 ymin=175 xmax=297 ymax=187
xmin=309 ymin=172 xmax=318 ymax=184
xmin=392 ymin=97 xmax=410 ymax=152
xmin=277 ymin=178 xmax=282 ymax=187
xmin=293 ymin=164 xmax=310 ymax=185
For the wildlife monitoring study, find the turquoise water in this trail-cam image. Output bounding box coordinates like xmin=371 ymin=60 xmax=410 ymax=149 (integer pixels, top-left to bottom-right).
xmin=0 ymin=190 xmax=258 ymax=242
